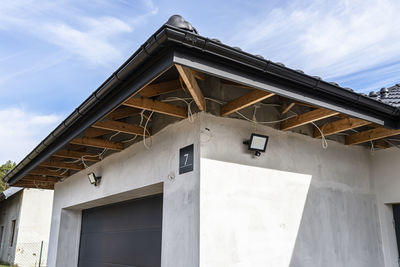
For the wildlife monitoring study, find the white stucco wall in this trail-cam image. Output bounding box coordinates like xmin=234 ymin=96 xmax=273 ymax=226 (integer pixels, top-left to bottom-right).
xmin=13 ymin=188 xmax=54 ymax=266
xmin=16 ymin=189 xmax=54 ymax=243
xmin=200 ymin=158 xmax=311 ymax=267
xmin=47 ymin=116 xmax=201 ymax=267
xmin=48 ymin=112 xmax=393 ymax=267
xmin=371 ymin=148 xmax=400 ymax=267
xmin=199 ymin=113 xmax=384 ymax=267
xmin=0 ymin=191 xmax=22 ymax=264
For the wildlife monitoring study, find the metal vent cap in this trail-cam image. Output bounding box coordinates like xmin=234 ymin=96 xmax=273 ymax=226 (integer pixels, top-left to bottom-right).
xmin=165 ymin=15 xmax=198 ymax=34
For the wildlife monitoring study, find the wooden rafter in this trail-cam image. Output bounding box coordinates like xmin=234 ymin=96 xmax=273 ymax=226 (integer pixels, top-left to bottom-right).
xmin=140 ymin=80 xmax=182 ymax=98
xmin=85 ymin=128 xmax=112 ymax=138
xmin=373 ymin=139 xmax=389 ymax=149
xmin=93 ymin=120 xmax=148 ymax=136
xmin=192 ymin=70 xmax=206 ymax=80
xmin=53 ymin=150 xmax=100 ymax=162
xmin=314 ymin=117 xmax=372 ymax=138
xmin=28 ymin=168 xmax=68 ymax=177
xmin=13 ymin=181 xmax=54 ymax=189
xmin=176 ymin=65 xmax=206 ymax=111
xmin=281 ymin=102 xmax=295 ymax=115
xmin=221 ymin=90 xmax=275 ymax=117
xmin=346 ymin=127 xmax=400 ymax=145
xmin=107 ymin=107 xmax=141 ymax=121
xmin=39 ymin=159 xmax=84 ymax=171
xmin=70 ymin=137 xmax=124 ymax=150
xmin=281 ymin=108 xmax=339 ymax=131
xmin=13 ymin=180 xmax=55 ymax=189
xmin=124 ymin=97 xmax=187 ymax=118
xmin=21 ymin=175 xmax=58 ymax=183
xmin=221 ymin=80 xmax=253 ymax=89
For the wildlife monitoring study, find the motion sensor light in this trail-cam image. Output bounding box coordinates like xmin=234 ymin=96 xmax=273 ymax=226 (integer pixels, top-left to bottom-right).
xmin=88 ymin=172 xmax=101 ymax=186
xmin=244 ymin=133 xmax=269 ymax=157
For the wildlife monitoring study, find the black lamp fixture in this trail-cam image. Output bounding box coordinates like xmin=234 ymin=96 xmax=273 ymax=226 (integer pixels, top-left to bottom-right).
xmin=88 ymin=172 xmax=101 ymax=186
xmin=243 ymin=133 xmax=269 ymax=157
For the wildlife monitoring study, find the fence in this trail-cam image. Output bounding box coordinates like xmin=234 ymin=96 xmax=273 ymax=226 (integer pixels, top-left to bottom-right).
xmin=13 ymin=241 xmax=48 ymax=267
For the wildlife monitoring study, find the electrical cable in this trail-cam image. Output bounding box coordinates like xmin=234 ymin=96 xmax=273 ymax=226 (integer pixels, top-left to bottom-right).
xmin=143 ymin=111 xmax=154 ymax=149
xmin=385 ymin=139 xmax=400 ymax=150
xmin=311 ymin=122 xmax=328 ymax=149
xmin=235 ymin=110 xmax=297 ymax=124
xmin=162 ymin=97 xmax=195 ymax=122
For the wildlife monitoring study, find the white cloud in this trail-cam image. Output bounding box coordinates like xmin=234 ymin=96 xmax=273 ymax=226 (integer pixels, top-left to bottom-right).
xmin=0 ymin=107 xmax=62 ymax=164
xmin=141 ymin=0 xmax=159 ymax=15
xmin=0 ymin=1 xmax=157 ymax=66
xmin=228 ymin=0 xmax=400 ymax=88
xmin=43 ymin=17 xmax=132 ymax=65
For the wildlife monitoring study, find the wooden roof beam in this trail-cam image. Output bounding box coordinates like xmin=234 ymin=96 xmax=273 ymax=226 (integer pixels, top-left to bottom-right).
xmin=21 ymin=175 xmax=59 ymax=183
xmin=176 ymin=65 xmax=206 ymax=111
xmin=124 ymin=97 xmax=187 ymax=118
xmin=221 ymin=90 xmax=275 ymax=117
xmin=140 ymin=80 xmax=182 ymax=98
xmin=281 ymin=102 xmax=295 ymax=115
xmin=314 ymin=117 xmax=372 ymax=138
xmin=373 ymin=139 xmax=389 ymax=149
xmin=281 ymin=108 xmax=339 ymax=131
xmin=93 ymin=120 xmax=148 ymax=136
xmin=13 ymin=180 xmax=54 ymax=189
xmin=346 ymin=127 xmax=400 ymax=145
xmin=53 ymin=150 xmax=100 ymax=162
xmin=220 ymin=80 xmax=253 ymax=89
xmin=28 ymin=168 xmax=68 ymax=177
xmin=70 ymin=137 xmax=124 ymax=150
xmin=107 ymin=107 xmax=141 ymax=121
xmin=192 ymin=70 xmax=206 ymax=80
xmin=39 ymin=159 xmax=84 ymax=171
xmin=85 ymin=128 xmax=112 ymax=138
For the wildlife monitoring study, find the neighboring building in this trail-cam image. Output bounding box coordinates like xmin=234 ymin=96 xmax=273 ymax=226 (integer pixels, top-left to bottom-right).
xmin=2 ymin=15 xmax=400 ymax=267
xmin=0 ymin=187 xmax=53 ymax=266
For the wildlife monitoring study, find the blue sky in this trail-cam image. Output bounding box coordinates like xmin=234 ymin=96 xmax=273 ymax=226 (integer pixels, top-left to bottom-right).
xmin=0 ymin=0 xmax=399 ymax=163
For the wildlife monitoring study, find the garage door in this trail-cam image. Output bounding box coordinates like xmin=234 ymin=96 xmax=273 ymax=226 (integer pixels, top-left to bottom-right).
xmin=78 ymin=194 xmax=163 ymax=267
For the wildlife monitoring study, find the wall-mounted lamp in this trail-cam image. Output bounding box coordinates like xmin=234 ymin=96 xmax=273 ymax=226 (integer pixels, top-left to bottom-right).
xmin=88 ymin=172 xmax=101 ymax=186
xmin=243 ymin=133 xmax=269 ymax=157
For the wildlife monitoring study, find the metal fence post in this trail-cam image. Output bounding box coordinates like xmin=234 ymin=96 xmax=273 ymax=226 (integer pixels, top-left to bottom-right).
xmin=38 ymin=241 xmax=43 ymax=267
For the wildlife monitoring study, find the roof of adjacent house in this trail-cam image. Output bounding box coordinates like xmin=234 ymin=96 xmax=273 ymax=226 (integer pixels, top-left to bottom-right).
xmin=0 ymin=187 xmax=23 ymax=202
xmin=2 ymin=15 xmax=400 ymax=187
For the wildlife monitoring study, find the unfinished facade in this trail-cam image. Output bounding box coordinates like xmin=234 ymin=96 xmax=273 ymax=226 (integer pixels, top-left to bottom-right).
xmin=0 ymin=187 xmax=53 ymax=266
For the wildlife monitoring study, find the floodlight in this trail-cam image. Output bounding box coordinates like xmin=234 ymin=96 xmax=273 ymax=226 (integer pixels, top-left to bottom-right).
xmin=243 ymin=133 xmax=269 ymax=157
xmin=88 ymin=172 xmax=101 ymax=186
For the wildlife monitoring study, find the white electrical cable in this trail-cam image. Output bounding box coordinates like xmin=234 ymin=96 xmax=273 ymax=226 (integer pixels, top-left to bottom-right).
xmin=205 ymin=97 xmax=225 ymax=105
xmin=235 ymin=110 xmax=298 ymax=124
xmin=208 ymin=95 xmax=327 ymax=149
xmin=370 ymin=141 xmax=375 ymax=152
xmin=98 ymin=131 xmax=120 ymax=159
xmin=204 ymin=96 xmax=298 ymax=124
xmin=162 ymin=97 xmax=195 ymax=122
xmin=143 ymin=111 xmax=154 ymax=149
xmin=311 ymin=122 xmax=328 ymax=149
xmin=385 ymin=139 xmax=400 ymax=150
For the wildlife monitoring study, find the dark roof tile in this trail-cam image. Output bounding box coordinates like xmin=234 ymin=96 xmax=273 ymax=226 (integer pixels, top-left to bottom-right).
xmin=368 ymin=84 xmax=400 ymax=107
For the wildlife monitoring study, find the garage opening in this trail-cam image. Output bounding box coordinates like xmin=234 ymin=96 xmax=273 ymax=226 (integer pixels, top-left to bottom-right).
xmin=78 ymin=194 xmax=163 ymax=267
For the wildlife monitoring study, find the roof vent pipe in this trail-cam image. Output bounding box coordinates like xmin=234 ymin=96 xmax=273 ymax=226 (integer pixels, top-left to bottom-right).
xmin=165 ymin=15 xmax=198 ymax=34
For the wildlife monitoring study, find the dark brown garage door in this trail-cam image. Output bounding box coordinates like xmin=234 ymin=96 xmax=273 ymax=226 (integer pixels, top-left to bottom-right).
xmin=78 ymin=195 xmax=163 ymax=267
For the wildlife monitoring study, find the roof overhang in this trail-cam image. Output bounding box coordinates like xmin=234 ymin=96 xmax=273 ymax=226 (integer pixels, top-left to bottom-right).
xmin=3 ymin=24 xmax=400 ymax=186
